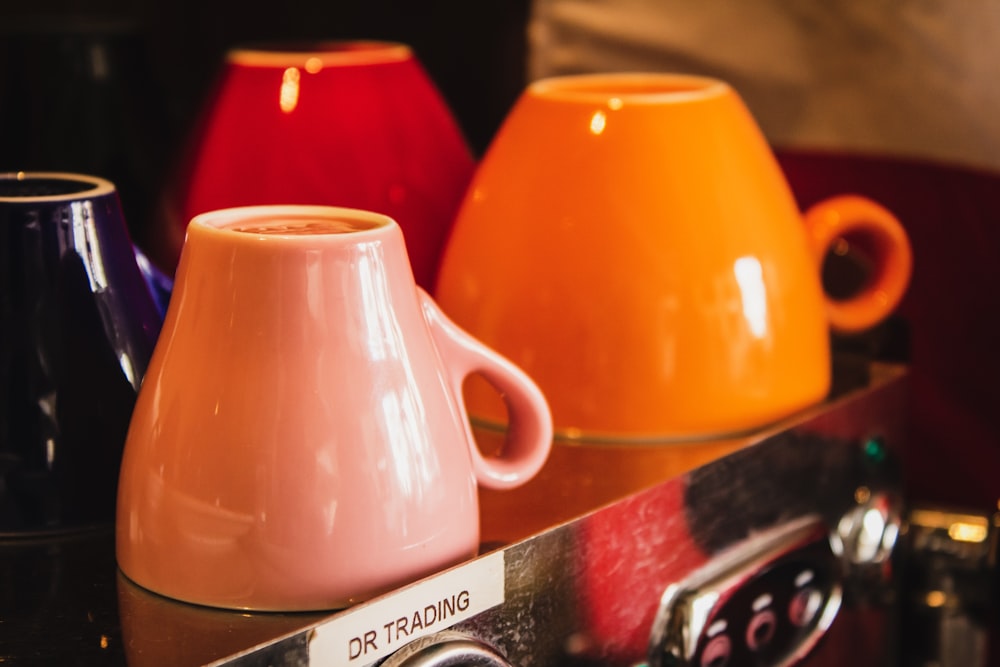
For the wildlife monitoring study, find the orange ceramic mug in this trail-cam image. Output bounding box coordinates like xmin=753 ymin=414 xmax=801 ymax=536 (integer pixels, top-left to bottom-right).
xmin=434 ymin=72 xmax=911 ymax=440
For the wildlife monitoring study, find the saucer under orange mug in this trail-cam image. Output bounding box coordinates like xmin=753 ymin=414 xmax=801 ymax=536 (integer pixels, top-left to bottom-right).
xmin=434 ymin=72 xmax=912 ymax=440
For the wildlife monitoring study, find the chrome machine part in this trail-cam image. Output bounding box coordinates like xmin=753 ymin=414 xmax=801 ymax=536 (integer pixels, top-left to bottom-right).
xmin=378 ymin=631 xmax=513 ymax=667
xmin=647 ymin=516 xmax=843 ymax=667
xmin=109 ymin=362 xmax=908 ymax=667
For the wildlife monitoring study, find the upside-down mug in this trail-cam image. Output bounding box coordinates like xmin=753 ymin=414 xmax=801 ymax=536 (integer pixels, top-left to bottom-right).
xmin=152 ymin=40 xmax=476 ymax=291
xmin=0 ymin=172 xmax=162 ymax=534
xmin=435 ymin=72 xmax=912 ymax=440
xmin=116 ymin=205 xmax=552 ymax=611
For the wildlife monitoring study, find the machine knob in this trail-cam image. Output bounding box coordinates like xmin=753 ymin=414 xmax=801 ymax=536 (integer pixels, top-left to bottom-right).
xmin=830 ymin=487 xmax=902 ymax=590
xmin=380 ymin=631 xmax=514 ymax=667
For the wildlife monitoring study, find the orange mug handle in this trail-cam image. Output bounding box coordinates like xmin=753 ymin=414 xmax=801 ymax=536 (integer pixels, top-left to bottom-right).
xmin=802 ymin=195 xmax=913 ymax=334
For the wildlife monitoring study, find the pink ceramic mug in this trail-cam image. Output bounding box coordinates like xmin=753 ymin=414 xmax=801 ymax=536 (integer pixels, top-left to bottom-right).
xmin=116 ymin=205 xmax=552 ymax=611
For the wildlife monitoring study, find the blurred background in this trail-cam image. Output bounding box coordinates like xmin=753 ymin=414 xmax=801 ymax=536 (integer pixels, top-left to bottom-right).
xmin=0 ymin=0 xmax=530 ymax=163
xmin=3 ymin=0 xmax=998 ymax=521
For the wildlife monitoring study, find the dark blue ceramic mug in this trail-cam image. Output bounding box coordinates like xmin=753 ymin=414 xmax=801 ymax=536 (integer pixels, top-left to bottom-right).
xmin=0 ymin=172 xmax=165 ymax=534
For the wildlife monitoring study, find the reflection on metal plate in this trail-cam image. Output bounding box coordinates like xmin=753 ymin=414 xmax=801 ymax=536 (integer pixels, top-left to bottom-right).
xmin=179 ymin=363 xmax=908 ymax=667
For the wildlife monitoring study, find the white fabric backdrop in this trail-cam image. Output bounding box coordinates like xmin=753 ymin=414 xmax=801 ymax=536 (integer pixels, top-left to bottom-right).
xmin=528 ymin=1 xmax=1000 ymax=172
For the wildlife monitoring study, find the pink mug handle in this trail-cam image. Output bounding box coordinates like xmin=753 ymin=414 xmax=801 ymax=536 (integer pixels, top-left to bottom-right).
xmin=419 ymin=288 xmax=553 ymax=490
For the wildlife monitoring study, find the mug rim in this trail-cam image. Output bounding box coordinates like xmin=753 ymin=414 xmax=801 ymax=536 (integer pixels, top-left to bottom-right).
xmin=226 ymin=40 xmax=411 ymax=68
xmin=527 ymin=72 xmax=731 ymax=105
xmin=0 ymin=171 xmax=115 ymax=202
xmin=188 ymin=204 xmax=397 ymax=241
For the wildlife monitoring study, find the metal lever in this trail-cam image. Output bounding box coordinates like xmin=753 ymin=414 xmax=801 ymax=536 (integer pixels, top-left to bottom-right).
xmin=647 ymin=516 xmax=842 ymax=667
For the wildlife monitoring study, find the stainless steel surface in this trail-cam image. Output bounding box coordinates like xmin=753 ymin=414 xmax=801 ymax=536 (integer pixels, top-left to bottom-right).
xmin=159 ymin=361 xmax=907 ymax=667
xmin=1 ymin=360 xmax=905 ymax=665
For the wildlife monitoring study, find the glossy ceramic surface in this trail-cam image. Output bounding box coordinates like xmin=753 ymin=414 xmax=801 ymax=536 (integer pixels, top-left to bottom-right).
xmin=434 ymin=73 xmax=911 ymax=439
xmin=154 ymin=41 xmax=475 ymax=290
xmin=116 ymin=205 xmax=551 ymax=611
xmin=0 ymin=172 xmax=163 ymax=533
xmin=131 ymin=244 xmax=173 ymax=317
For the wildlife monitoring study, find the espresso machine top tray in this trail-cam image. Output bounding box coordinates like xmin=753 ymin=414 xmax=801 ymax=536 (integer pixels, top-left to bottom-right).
xmin=0 ymin=359 xmax=909 ymax=666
